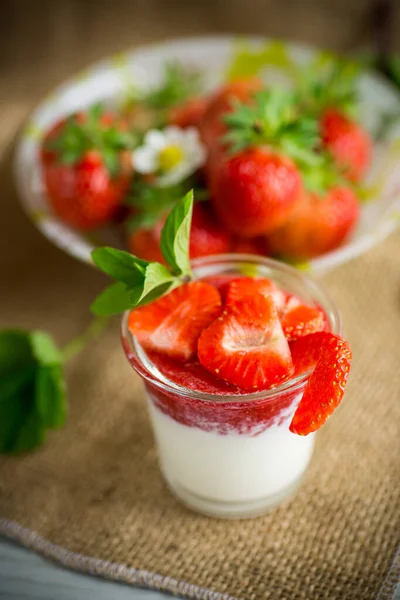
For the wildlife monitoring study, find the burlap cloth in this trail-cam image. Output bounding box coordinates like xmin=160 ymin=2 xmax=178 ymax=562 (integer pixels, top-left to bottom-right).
xmin=1 ymin=2 xmax=400 ymax=598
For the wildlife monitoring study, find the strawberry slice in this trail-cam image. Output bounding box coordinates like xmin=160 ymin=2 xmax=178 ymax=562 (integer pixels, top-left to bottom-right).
xmin=225 ymin=277 xmax=286 ymax=312
xmin=197 ymin=293 xmax=294 ymax=390
xmin=281 ymin=296 xmax=326 ymax=341
xmin=289 ymin=332 xmax=352 ymax=435
xmin=128 ymin=282 xmax=221 ymax=361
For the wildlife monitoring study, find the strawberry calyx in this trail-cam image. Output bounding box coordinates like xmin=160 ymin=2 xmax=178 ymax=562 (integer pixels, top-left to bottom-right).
xmin=44 ymin=103 xmax=138 ymax=177
xmin=298 ymin=55 xmax=360 ymax=119
xmin=222 ymin=88 xmax=349 ymax=195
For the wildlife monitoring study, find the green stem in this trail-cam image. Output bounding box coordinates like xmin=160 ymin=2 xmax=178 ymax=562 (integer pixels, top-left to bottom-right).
xmin=61 ymin=315 xmax=110 ymax=362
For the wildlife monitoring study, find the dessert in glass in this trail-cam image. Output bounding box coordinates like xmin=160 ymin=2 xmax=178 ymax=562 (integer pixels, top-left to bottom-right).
xmin=121 ymin=254 xmax=349 ymax=519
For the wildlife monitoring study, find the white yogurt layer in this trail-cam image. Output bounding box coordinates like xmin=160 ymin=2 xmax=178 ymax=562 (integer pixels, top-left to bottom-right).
xmin=147 ymin=395 xmax=315 ymax=505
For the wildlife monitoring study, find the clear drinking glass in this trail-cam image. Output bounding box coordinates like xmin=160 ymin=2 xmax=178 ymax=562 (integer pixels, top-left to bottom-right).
xmin=121 ymin=255 xmax=341 ymax=519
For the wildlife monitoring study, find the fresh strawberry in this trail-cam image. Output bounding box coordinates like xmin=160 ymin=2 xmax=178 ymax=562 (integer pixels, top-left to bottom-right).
xmin=168 ymin=97 xmax=209 ymax=129
xmin=210 ymin=148 xmax=302 ymax=236
xmin=320 ymin=108 xmax=372 ymax=183
xmin=128 ymin=282 xmax=222 ymax=361
xmin=128 ymin=202 xmax=232 ymax=261
xmin=225 ymin=277 xmax=286 ymax=313
xmin=289 ymin=332 xmax=352 ymax=435
xmin=280 ymin=296 xmax=326 ymax=341
xmin=198 ymin=293 xmax=294 ymax=390
xmin=267 ymin=186 xmax=360 ymax=260
xmin=199 ymin=78 xmax=263 ymax=150
xmin=127 ymin=227 xmax=165 ymax=264
xmin=40 ymin=107 xmax=134 ymax=230
xmin=189 ymin=202 xmax=232 ymax=258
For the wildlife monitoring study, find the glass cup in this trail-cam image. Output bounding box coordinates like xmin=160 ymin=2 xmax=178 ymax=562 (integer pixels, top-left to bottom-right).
xmin=121 ymin=255 xmax=341 ymax=519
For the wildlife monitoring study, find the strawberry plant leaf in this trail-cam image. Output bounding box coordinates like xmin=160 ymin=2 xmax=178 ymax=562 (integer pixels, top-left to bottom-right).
xmin=35 ymin=365 xmax=66 ymax=429
xmin=0 ymin=330 xmax=66 ymax=454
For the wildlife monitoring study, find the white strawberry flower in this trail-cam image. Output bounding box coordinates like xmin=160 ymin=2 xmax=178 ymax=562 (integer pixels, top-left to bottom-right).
xmin=132 ymin=126 xmax=206 ymax=186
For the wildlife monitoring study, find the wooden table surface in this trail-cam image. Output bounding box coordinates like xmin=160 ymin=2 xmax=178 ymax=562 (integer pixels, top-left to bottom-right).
xmin=1 ymin=1 xmax=399 ymax=598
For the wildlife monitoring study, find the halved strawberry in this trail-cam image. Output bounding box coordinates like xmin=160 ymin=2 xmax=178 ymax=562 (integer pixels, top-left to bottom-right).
xmin=281 ymin=296 xmax=326 ymax=341
xmin=197 ymin=293 xmax=294 ymax=390
xmin=128 ymin=282 xmax=221 ymax=360
xmin=226 ymin=277 xmax=286 ymax=313
xmin=289 ymin=332 xmax=352 ymax=435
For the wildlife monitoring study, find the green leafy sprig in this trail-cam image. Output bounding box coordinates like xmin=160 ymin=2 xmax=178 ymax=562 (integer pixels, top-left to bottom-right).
xmin=0 ymin=330 xmax=65 ymax=454
xmin=0 ymin=317 xmax=108 ymax=455
xmin=91 ymin=190 xmax=194 ymax=316
xmin=45 ymin=103 xmax=139 ymax=177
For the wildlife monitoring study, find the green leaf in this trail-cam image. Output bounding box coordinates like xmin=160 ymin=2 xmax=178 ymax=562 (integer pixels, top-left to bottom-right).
xmin=102 ymin=149 xmax=119 ymax=178
xmin=0 ymin=330 xmax=34 ymax=374
xmin=0 ymin=329 xmax=67 ymax=454
xmin=91 ymin=247 xmax=147 ymax=285
xmin=91 ymin=282 xmax=134 ymax=316
xmin=160 ymin=190 xmax=193 ymax=276
xmin=0 ymin=383 xmax=33 ymax=453
xmin=35 ymin=365 xmax=67 ymax=429
xmin=11 ymin=410 xmax=46 ymax=454
xmin=133 ymin=281 xmax=176 ymax=308
xmin=134 ymin=262 xmax=176 ymax=306
xmin=29 ymin=330 xmax=63 ymax=366
xmin=0 ymin=367 xmax=36 ymax=404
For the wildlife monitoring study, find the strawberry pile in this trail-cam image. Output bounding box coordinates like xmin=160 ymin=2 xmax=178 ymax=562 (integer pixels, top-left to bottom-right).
xmin=39 ymin=58 xmax=372 ymax=262
xmin=127 ymin=275 xmax=352 ymax=436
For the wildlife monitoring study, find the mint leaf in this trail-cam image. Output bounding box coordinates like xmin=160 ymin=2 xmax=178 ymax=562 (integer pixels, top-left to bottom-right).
xmin=91 ymin=192 xmax=195 ymax=315
xmin=0 ymin=330 xmax=66 ymax=454
xmin=91 ymin=282 xmax=133 ymax=316
xmin=160 ymin=190 xmax=193 ymax=276
xmin=91 ymin=247 xmax=147 ymax=285
xmin=132 ymin=263 xmax=177 ymax=307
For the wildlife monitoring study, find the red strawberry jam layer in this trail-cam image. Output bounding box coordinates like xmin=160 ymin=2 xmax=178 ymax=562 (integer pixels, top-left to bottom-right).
xmin=130 ymin=348 xmax=304 ymax=436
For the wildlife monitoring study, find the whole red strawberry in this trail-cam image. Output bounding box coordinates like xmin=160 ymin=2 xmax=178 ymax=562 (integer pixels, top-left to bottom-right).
xmin=40 ymin=106 xmax=134 ymax=230
xmin=321 ymin=108 xmax=371 ymax=183
xmin=268 ymin=186 xmax=360 ymax=260
xmin=210 ymin=147 xmax=302 ymax=237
